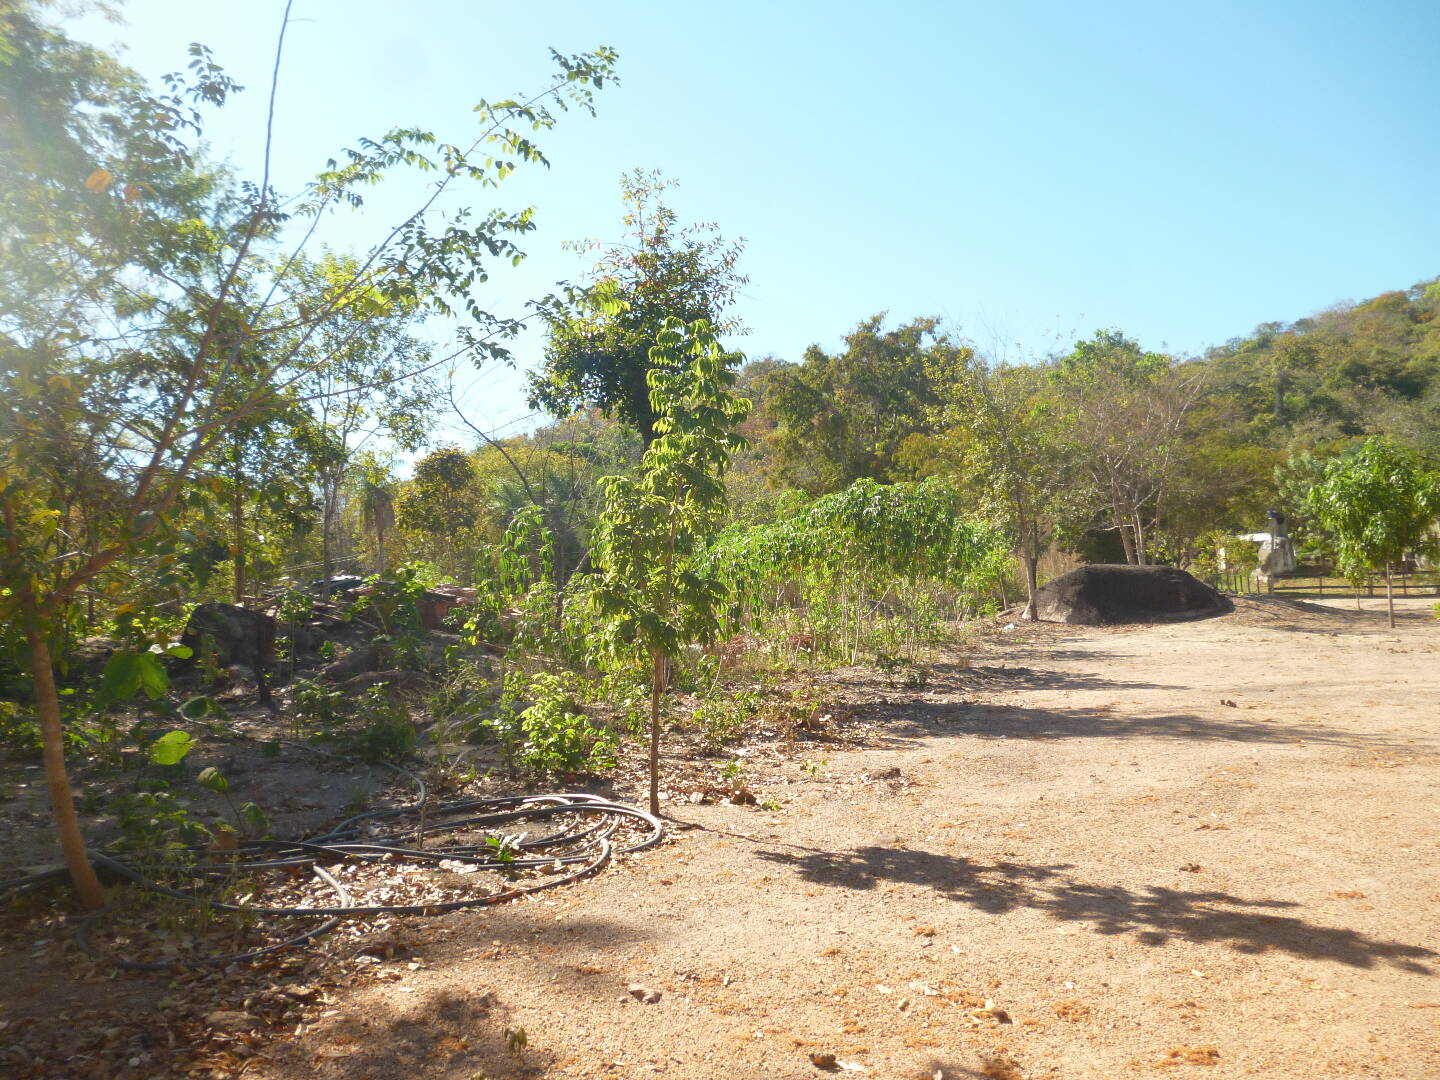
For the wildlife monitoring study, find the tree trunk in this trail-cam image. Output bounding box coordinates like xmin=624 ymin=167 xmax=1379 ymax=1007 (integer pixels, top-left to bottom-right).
xmin=1385 ymin=562 xmax=1395 ymax=629
xmin=23 ymin=604 xmax=105 ymax=909
xmin=320 ymin=478 xmax=335 ymax=595
xmin=1019 ymin=549 xmax=1040 ymax=621
xmin=375 ymin=516 xmax=386 ymax=574
xmin=231 ymin=485 xmax=246 ymax=604
xmin=1112 ymin=500 xmax=1136 ymax=564
xmin=648 ymin=647 xmax=664 ymax=817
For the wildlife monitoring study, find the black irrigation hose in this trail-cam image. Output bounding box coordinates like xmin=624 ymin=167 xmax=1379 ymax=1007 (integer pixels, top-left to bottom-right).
xmin=10 ymin=792 xmax=663 ymax=971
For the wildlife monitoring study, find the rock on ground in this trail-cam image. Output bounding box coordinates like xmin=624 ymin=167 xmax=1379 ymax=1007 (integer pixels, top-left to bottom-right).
xmin=1033 ymin=563 xmax=1230 ymax=624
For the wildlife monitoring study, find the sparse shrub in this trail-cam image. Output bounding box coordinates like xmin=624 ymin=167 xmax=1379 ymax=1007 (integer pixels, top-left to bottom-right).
xmin=112 ymin=785 xmax=212 ymax=851
xmin=289 ymin=678 xmax=347 ymax=737
xmin=350 ymin=688 xmax=417 ymax=763
xmin=490 ymin=671 xmax=617 ymax=775
xmin=689 ymin=689 xmax=760 ymax=749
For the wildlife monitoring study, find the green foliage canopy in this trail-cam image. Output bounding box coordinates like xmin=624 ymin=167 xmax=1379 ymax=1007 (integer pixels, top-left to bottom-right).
xmin=1306 ymin=437 xmax=1440 ymax=578
xmin=530 ymin=171 xmax=746 ymax=444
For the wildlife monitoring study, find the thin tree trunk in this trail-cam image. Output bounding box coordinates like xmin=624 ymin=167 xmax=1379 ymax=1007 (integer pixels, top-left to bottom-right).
xmin=1112 ymin=500 xmax=1136 ymax=564
xmin=320 ymin=478 xmax=335 ymax=594
xmin=231 ymin=485 xmax=246 ymax=604
xmin=1132 ymin=511 xmax=1148 ymax=565
xmin=648 ymin=647 xmax=664 ymax=817
xmin=1385 ymin=562 xmax=1395 ymax=629
xmin=24 ymin=604 xmax=105 ymax=909
xmin=375 ymin=517 xmax=386 ymax=573
xmin=1024 ymin=553 xmax=1040 ymax=620
xmin=648 ymin=505 xmax=679 ymax=818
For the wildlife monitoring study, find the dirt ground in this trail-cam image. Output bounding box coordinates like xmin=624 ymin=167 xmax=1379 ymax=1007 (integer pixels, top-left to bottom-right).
xmin=6 ymin=595 xmax=1440 ymax=1079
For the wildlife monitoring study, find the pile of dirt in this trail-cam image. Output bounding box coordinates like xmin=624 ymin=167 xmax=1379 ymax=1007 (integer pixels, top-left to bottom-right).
xmin=1033 ymin=563 xmax=1230 ymax=625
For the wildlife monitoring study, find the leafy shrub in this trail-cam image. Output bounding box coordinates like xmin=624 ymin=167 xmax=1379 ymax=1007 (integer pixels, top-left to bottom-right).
xmin=491 ymin=671 xmax=617 ymax=775
xmin=354 ymin=715 xmax=417 ymax=763
xmin=689 ymin=689 xmax=760 ymax=749
xmin=348 ymin=688 xmax=417 ymax=763
xmin=112 ymin=785 xmax=211 ymax=850
xmin=289 ymin=678 xmax=347 ymax=735
xmin=0 ymin=700 xmax=42 ymax=759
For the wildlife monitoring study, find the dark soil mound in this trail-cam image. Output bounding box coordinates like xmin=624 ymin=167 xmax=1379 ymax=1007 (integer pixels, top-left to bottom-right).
xmin=1034 ymin=564 xmax=1231 ymax=625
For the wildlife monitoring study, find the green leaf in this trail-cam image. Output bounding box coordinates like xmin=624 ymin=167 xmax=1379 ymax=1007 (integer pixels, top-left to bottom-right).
xmin=196 ymin=766 xmax=228 ymax=793
xmin=136 ymin=651 xmax=169 ymax=699
xmin=98 ymin=651 xmax=142 ymax=705
xmin=238 ymin=801 xmax=269 ymax=837
xmin=179 ymin=696 xmax=221 ymax=720
xmin=148 ymin=730 xmax=195 ymax=766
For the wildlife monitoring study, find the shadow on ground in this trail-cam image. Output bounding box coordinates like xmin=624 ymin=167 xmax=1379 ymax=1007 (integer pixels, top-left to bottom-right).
xmin=934 ymin=661 xmax=1182 ymax=693
xmin=853 ymin=696 xmax=1432 ymax=754
xmin=290 ymin=982 xmax=552 ymax=1079
xmin=286 ymin=914 xmax=653 ymax=1079
xmin=754 ymin=842 xmax=1435 ymax=973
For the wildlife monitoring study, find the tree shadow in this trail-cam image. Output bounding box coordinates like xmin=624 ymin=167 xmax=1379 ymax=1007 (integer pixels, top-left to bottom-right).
xmin=286 ymin=914 xmax=653 ymax=1079
xmin=293 ymin=982 xmax=554 ymax=1079
xmin=862 ymin=698 xmax=1430 ymax=753
xmin=754 ymin=842 xmax=1435 ymax=973
xmin=927 ymin=660 xmax=1183 ymax=693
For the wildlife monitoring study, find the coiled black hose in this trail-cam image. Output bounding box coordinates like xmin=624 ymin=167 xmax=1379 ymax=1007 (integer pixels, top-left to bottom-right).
xmin=10 ymin=792 xmax=662 ymax=970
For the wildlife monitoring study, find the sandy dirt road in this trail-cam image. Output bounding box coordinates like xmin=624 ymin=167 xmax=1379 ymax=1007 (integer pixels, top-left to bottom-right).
xmin=251 ymin=596 xmax=1439 ymax=1080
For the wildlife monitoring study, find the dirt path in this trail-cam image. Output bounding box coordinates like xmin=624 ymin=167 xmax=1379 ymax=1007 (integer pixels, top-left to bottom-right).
xmin=242 ymin=596 xmax=1440 ymax=1080
xmin=12 ymin=598 xmax=1431 ymax=1080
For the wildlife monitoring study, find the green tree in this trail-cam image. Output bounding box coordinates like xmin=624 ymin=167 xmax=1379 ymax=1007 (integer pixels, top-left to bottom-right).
xmin=529 ymin=170 xmax=746 ymax=445
xmin=0 ymin=2 xmax=615 ymax=905
xmin=925 ymin=357 xmax=1073 ymax=619
xmin=1306 ymin=437 xmax=1440 ymax=628
xmin=1053 ymin=330 xmax=1203 ymax=564
xmin=289 ymin=253 xmax=438 ymax=588
xmin=587 ymin=318 xmax=750 ymax=814
xmin=356 ymin=455 xmax=399 ymax=574
xmin=761 ymin=315 xmax=952 ymax=493
xmin=394 ymin=445 xmax=485 ymax=577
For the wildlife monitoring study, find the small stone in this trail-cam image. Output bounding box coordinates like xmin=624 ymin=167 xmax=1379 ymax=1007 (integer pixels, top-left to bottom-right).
xmin=626 ymin=983 xmax=662 ymax=1004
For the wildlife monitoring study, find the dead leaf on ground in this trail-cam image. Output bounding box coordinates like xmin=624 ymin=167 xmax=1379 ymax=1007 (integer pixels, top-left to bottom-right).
xmin=204 ymin=1010 xmax=258 ymax=1034
xmin=1157 ymin=1046 xmax=1220 ymax=1067
xmin=968 ymin=1000 xmax=1013 ymax=1024
xmin=980 ymin=1055 xmax=1023 ymax=1079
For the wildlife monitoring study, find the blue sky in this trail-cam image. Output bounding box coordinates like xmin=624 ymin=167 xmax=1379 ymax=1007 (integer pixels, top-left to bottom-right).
xmin=71 ymin=0 xmax=1440 ymax=443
